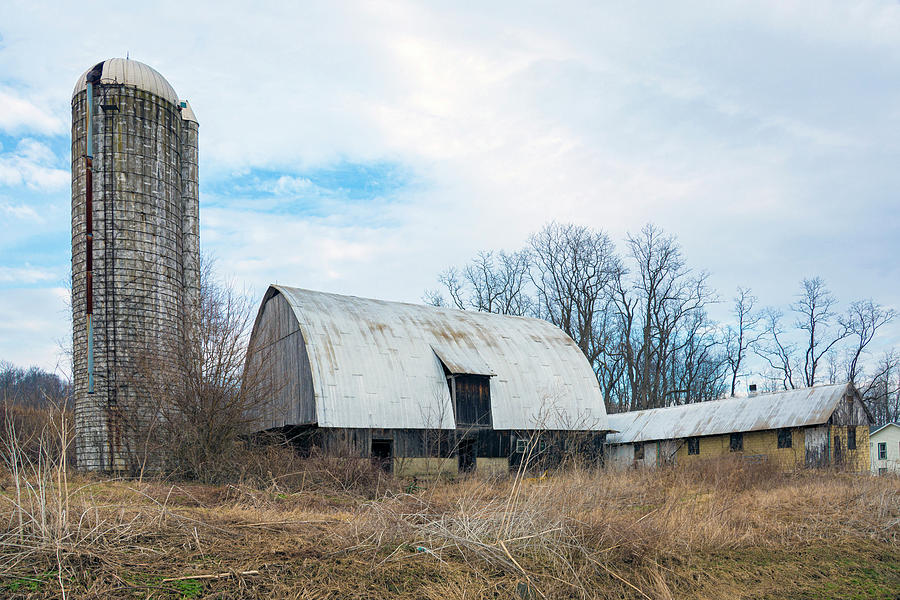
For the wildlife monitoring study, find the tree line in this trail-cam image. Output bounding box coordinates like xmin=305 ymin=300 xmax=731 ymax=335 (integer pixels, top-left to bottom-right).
xmin=424 ymin=222 xmax=899 ymax=424
xmin=0 ymin=361 xmax=70 ymax=409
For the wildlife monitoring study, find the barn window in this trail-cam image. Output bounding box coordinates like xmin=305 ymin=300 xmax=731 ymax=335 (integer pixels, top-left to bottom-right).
xmin=847 ymin=428 xmax=856 ymax=450
xmin=878 ymin=442 xmax=887 ymax=460
xmin=515 ymin=438 xmax=527 ymax=453
xmin=777 ymin=428 xmax=792 ymax=449
xmin=730 ymin=433 xmax=743 ymax=452
xmin=634 ymin=443 xmax=644 ymax=460
xmin=687 ymin=437 xmax=700 ymax=455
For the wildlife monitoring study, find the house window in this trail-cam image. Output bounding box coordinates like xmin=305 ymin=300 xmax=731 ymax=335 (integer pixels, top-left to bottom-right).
xmin=634 ymin=443 xmax=644 ymax=460
xmin=878 ymin=442 xmax=887 ymax=460
xmin=730 ymin=433 xmax=743 ymax=452
xmin=777 ymin=428 xmax=792 ymax=449
xmin=847 ymin=428 xmax=856 ymax=450
xmin=687 ymin=437 xmax=700 ymax=455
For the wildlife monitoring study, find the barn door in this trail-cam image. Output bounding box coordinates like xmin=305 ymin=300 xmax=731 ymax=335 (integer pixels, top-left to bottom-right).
xmin=458 ymin=438 xmax=476 ymax=474
xmin=371 ymin=439 xmax=393 ymax=473
xmin=805 ymin=426 xmax=828 ymax=468
xmin=452 ymin=375 xmax=493 ymax=428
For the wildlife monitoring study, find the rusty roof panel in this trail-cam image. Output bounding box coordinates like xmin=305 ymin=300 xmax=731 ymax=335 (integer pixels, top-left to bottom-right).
xmin=606 ymin=384 xmax=851 ymax=444
xmin=266 ymin=286 xmax=608 ymax=431
xmin=431 ymin=344 xmax=495 ymax=376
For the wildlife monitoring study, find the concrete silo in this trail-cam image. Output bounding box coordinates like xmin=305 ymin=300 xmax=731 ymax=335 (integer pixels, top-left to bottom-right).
xmin=71 ymin=58 xmax=199 ymax=471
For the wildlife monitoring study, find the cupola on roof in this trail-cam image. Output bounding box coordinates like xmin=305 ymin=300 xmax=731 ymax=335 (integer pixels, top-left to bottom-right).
xmin=72 ymin=58 xmax=179 ymax=105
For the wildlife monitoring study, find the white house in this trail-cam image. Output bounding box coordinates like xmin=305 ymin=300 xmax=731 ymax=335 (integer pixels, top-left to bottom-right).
xmin=869 ymin=423 xmax=900 ymax=475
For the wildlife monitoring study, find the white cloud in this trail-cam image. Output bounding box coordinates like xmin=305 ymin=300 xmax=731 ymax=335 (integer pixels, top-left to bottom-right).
xmin=271 ymin=175 xmax=315 ymax=196
xmin=0 ymin=89 xmax=64 ymax=136
xmin=0 ymin=202 xmax=44 ymax=222
xmin=0 ymin=265 xmax=57 ymax=284
xmin=0 ymin=138 xmax=68 ymax=191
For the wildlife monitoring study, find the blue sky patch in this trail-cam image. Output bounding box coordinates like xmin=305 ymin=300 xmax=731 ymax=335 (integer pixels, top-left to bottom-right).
xmin=203 ymin=161 xmax=416 ymax=218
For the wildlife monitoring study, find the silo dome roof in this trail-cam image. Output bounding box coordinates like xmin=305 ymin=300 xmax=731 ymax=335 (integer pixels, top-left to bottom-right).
xmin=73 ymin=58 xmax=179 ymax=105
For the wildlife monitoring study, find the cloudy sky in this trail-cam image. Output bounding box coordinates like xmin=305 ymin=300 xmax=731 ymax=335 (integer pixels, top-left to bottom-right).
xmin=1 ymin=1 xmax=899 ymax=376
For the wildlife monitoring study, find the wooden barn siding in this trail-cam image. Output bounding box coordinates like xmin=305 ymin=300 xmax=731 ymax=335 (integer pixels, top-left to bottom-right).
xmin=828 ymin=392 xmax=870 ymax=427
xmin=248 ymin=292 xmax=315 ymax=429
xmin=454 ymin=375 xmax=492 ymax=428
xmin=282 ymin=426 xmax=603 ymax=463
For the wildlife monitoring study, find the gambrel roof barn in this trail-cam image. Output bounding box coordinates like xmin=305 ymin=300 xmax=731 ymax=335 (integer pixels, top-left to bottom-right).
xmin=249 ymin=286 xmax=607 ymax=432
xmin=246 ymin=286 xmax=608 ymax=475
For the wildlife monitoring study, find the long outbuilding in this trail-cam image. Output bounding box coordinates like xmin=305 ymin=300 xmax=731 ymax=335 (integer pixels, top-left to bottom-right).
xmin=606 ymin=383 xmax=872 ymax=471
xmin=246 ymin=285 xmax=609 ymax=475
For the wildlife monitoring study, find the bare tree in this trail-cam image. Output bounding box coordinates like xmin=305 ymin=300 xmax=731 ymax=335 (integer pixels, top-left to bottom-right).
xmin=426 ymin=251 xmax=534 ymax=316
xmin=793 ymin=277 xmax=849 ymax=387
xmin=723 ymin=287 xmax=762 ymax=397
xmin=0 ymin=363 xmax=70 ymax=410
xmin=465 ymin=250 xmax=534 ymax=316
xmin=124 ymin=257 xmax=277 ymax=481
xmin=529 ymin=222 xmax=620 ymax=367
xmin=615 ymin=224 xmax=716 ymax=409
xmin=840 ymin=299 xmax=896 ymax=384
xmin=422 ymin=289 xmax=447 ymax=308
xmin=862 ymin=351 xmax=900 ymax=426
xmin=754 ymin=308 xmax=797 ymax=390
xmin=433 ymin=267 xmax=467 ymax=310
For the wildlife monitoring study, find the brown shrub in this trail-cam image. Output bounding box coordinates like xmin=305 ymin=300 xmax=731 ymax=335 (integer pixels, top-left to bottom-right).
xmin=0 ymin=402 xmax=75 ymax=468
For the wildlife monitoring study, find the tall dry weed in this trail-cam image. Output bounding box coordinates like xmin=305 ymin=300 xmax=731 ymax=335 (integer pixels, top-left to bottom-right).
xmin=339 ymin=457 xmax=899 ymax=598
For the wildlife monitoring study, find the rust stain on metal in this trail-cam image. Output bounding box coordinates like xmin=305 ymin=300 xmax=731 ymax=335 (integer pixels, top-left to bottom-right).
xmin=607 ymin=383 xmax=853 ymax=444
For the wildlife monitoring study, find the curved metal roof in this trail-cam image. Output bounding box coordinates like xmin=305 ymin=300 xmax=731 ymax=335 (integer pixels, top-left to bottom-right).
xmin=606 ymin=383 xmax=853 ymax=444
xmin=73 ymin=58 xmax=179 ymax=105
xmin=256 ymin=286 xmax=608 ymax=431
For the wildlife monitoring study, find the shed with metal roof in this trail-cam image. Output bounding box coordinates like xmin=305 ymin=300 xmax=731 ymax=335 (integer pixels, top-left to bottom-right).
xmin=606 ymin=383 xmax=872 ymax=471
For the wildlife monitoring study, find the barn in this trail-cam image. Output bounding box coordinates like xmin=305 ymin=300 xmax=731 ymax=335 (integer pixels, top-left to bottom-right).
xmin=605 ymin=383 xmax=872 ymax=471
xmin=246 ymin=285 xmax=609 ymax=475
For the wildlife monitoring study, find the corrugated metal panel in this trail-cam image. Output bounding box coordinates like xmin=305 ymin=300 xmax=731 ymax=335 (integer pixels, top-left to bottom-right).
xmin=431 ymin=344 xmax=494 ymax=376
xmin=73 ymin=58 xmax=179 ymax=104
xmin=606 ymin=384 xmax=851 ymax=444
xmin=264 ymin=286 xmax=608 ymax=431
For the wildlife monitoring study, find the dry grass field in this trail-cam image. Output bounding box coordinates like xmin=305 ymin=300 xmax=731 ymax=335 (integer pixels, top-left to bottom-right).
xmin=0 ymin=437 xmax=898 ymax=600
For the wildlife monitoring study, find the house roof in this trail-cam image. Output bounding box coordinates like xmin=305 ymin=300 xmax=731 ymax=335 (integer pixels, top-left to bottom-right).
xmin=253 ymin=285 xmax=608 ymax=431
xmin=870 ymin=423 xmax=900 ymax=437
xmin=606 ymin=383 xmax=855 ymax=444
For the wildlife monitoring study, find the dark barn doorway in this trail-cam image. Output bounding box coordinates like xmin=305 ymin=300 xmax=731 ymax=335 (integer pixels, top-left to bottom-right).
xmin=371 ymin=439 xmax=393 ymax=473
xmin=458 ymin=438 xmax=476 ymax=473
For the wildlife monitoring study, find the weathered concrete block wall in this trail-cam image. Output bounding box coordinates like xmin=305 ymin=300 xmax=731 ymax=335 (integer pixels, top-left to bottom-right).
xmin=608 ymin=424 xmax=871 ymax=472
xmin=830 ymin=425 xmax=869 ymax=472
xmin=673 ymin=429 xmax=806 ymax=469
xmin=72 ymin=80 xmax=199 ymax=471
